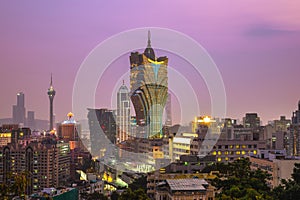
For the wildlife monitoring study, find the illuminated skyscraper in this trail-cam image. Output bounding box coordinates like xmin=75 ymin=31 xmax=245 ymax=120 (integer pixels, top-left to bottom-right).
xmin=130 ymin=31 xmax=168 ymax=138
xmin=12 ymin=92 xmax=26 ymax=125
xmin=289 ymin=101 xmax=300 ymax=156
xmin=47 ymin=74 xmax=56 ymax=131
xmin=117 ymin=81 xmax=130 ymax=143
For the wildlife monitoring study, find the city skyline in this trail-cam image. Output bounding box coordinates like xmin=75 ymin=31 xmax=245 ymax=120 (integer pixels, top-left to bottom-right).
xmin=1 ymin=1 xmax=300 ymax=124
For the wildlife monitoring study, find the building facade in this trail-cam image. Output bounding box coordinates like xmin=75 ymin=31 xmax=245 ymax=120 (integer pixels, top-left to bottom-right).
xmin=0 ymin=140 xmax=70 ymax=195
xmin=87 ymin=108 xmax=116 ymax=157
xmin=288 ymin=101 xmax=300 ymax=156
xmin=130 ymin=31 xmax=168 ymax=138
xmin=116 ymin=82 xmax=130 ymax=143
xmin=12 ymin=92 xmax=26 ymax=125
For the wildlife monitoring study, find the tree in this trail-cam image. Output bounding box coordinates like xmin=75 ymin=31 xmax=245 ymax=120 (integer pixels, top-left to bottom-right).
xmin=118 ymin=188 xmax=150 ymax=200
xmin=211 ymin=158 xmax=273 ymax=200
xmin=128 ymin=175 xmax=147 ymax=192
xmin=111 ymin=191 xmax=120 ymax=200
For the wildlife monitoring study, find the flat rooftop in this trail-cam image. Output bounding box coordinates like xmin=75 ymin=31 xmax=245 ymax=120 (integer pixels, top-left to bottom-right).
xmin=166 ymin=178 xmax=207 ymax=191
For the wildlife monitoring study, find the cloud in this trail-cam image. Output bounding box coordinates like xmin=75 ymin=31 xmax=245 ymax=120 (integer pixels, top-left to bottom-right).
xmin=244 ymin=23 xmax=299 ymax=37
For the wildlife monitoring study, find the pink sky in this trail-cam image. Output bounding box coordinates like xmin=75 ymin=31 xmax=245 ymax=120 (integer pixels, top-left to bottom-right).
xmin=1 ymin=1 xmax=300 ymax=124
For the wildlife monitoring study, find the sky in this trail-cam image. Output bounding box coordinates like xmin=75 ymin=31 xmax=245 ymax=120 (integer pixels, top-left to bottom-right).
xmin=1 ymin=1 xmax=300 ymax=125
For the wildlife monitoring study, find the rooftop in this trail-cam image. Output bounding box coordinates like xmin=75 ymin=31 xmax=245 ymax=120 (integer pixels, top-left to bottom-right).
xmin=166 ymin=178 xmax=208 ymax=191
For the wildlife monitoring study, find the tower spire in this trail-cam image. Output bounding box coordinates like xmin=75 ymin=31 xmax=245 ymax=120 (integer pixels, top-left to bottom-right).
xmin=147 ymin=30 xmax=151 ymax=48
xmin=50 ymin=73 xmax=53 ymax=86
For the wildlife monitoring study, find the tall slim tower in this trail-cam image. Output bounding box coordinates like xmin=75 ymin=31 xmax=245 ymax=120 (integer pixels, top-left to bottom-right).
xmin=130 ymin=31 xmax=168 ymax=138
xmin=47 ymin=74 xmax=56 ymax=131
xmin=117 ymin=81 xmax=130 ymax=143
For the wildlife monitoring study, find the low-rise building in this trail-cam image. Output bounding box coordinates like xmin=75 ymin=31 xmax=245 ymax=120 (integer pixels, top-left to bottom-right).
xmin=248 ymin=149 xmax=300 ymax=188
xmin=147 ymin=170 xmax=217 ymax=199
xmin=29 ymin=187 xmax=78 ymax=200
xmin=155 ymin=178 xmax=214 ymax=200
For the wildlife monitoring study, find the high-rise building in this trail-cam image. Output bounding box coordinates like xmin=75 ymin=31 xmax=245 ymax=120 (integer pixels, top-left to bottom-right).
xmin=47 ymin=74 xmax=56 ymax=131
xmin=0 ymin=140 xmax=70 ymax=195
xmin=87 ymin=108 xmax=116 ymax=157
xmin=274 ymin=116 xmax=291 ymax=132
xmin=27 ymin=111 xmax=35 ymax=129
xmin=289 ymin=101 xmax=300 ymax=156
xmin=130 ymin=31 xmax=168 ymax=138
xmin=243 ymin=113 xmax=260 ymax=128
xmin=12 ymin=92 xmax=26 ymax=125
xmin=116 ymin=81 xmax=130 ymax=143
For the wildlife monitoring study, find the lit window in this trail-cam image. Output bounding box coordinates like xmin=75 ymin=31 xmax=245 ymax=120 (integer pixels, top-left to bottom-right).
xmin=242 ymin=151 xmax=246 ymax=155
xmin=218 ymin=151 xmax=221 ymax=155
xmin=236 ymin=151 xmax=241 ymax=155
xmin=236 ymin=145 xmax=240 ymax=149
xmin=253 ymin=150 xmax=257 ymax=155
xmin=212 ymin=151 xmax=216 ymax=155
xmin=217 ymin=157 xmax=222 ymax=162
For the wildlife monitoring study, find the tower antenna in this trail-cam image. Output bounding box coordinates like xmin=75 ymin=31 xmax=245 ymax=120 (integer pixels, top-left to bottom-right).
xmin=147 ymin=30 xmax=151 ymax=48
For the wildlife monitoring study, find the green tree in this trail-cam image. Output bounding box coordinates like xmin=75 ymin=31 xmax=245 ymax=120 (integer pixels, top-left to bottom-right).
xmin=119 ymin=188 xmax=150 ymax=200
xmin=212 ymin=158 xmax=272 ymax=200
xmin=128 ymin=175 xmax=147 ymax=192
xmin=111 ymin=191 xmax=120 ymax=200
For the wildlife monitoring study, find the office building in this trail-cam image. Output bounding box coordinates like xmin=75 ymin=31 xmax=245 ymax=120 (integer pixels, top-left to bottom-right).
xmin=27 ymin=111 xmax=35 ymax=129
xmin=289 ymin=101 xmax=300 ymax=156
xmin=190 ymin=116 xmax=266 ymax=162
xmin=87 ymin=108 xmax=116 ymax=157
xmin=116 ymin=81 xmax=130 ymax=143
xmin=12 ymin=92 xmax=26 ymax=125
xmin=243 ymin=113 xmax=260 ymax=129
